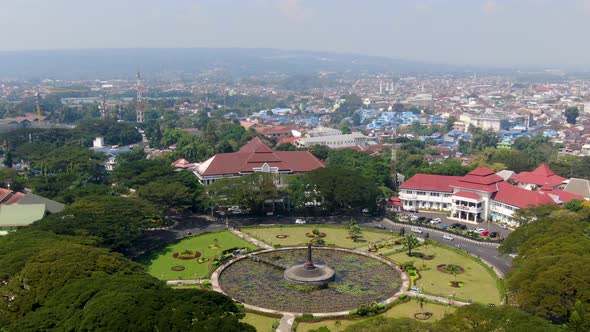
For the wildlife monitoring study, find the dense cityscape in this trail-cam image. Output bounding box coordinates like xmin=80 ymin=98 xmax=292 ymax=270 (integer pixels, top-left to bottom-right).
xmin=1 ymin=1 xmax=590 ymax=332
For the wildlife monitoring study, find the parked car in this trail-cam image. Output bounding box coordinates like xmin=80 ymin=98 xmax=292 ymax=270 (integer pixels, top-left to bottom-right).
xmin=376 ymin=224 xmax=386 ymax=229
xmin=411 ymin=227 xmax=423 ymax=234
xmin=480 ymin=230 xmax=490 ymax=236
xmin=440 ymin=224 xmax=448 ymax=230
xmin=475 ymin=228 xmax=485 ymax=233
xmin=489 ymin=231 xmax=499 ymax=238
xmin=430 ymin=218 xmax=442 ymax=224
xmin=443 ymin=234 xmax=454 ymax=241
xmin=417 ymin=216 xmax=426 ymax=223
xmin=410 ymin=215 xmax=419 ymax=221
xmin=295 ymin=219 xmax=306 ymax=224
xmin=362 ymin=208 xmax=369 ymax=214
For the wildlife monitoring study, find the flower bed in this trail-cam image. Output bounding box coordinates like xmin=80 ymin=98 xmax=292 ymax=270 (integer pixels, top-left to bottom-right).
xmin=171 ymin=265 xmax=186 ymax=271
xmin=414 ymin=312 xmax=433 ymax=320
xmin=305 ymin=232 xmax=327 ymax=238
xmin=275 ymin=234 xmax=289 ymax=239
xmin=436 ymin=264 xmax=465 ymax=274
xmin=197 ymin=257 xmax=210 ymax=264
xmin=172 ymin=250 xmax=202 ymax=260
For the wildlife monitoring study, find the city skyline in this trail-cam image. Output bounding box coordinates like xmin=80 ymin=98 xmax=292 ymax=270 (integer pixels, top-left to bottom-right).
xmin=2 ymin=0 xmax=590 ymax=68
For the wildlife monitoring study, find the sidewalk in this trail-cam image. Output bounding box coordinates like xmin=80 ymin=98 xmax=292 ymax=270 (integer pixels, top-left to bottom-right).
xmin=229 ymin=228 xmax=273 ymax=249
xmin=404 ymin=291 xmax=470 ymax=307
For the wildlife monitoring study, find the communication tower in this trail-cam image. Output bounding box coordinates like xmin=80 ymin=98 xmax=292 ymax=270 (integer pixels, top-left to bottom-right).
xmin=136 ymin=67 xmax=144 ymax=123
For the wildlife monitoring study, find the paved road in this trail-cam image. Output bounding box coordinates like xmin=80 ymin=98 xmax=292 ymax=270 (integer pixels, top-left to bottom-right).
xmin=411 ymin=211 xmax=512 ymax=238
xmin=374 ymin=218 xmax=513 ymax=275
xmin=132 ymin=213 xmax=513 ymax=275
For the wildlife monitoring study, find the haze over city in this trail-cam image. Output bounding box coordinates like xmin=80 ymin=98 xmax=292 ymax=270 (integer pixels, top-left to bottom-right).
xmin=3 ymin=0 xmax=590 ymax=68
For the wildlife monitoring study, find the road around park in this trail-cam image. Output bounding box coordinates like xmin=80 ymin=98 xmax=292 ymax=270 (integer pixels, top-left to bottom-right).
xmin=131 ymin=213 xmax=513 ymax=275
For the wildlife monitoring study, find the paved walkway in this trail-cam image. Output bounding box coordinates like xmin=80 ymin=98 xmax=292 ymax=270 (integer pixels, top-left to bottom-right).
xmin=165 ymin=279 xmax=210 ymax=286
xmin=276 ymin=313 xmax=295 ymax=332
xmin=229 ymin=228 xmax=273 ymax=249
xmin=404 ymin=291 xmax=470 ymax=307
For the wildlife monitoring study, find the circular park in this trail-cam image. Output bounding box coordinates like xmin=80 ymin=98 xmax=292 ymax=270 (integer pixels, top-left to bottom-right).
xmin=215 ymin=246 xmax=404 ymax=313
xmin=141 ymin=224 xmax=504 ymax=330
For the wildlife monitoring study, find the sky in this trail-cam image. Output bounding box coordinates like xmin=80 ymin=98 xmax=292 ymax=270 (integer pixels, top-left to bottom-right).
xmin=1 ymin=0 xmax=590 ymax=68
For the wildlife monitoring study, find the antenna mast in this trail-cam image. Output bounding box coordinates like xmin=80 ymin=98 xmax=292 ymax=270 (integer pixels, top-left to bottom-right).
xmin=99 ymin=94 xmax=109 ymax=120
xmin=136 ymin=67 xmax=144 ymax=123
xmin=35 ymin=90 xmax=43 ymax=122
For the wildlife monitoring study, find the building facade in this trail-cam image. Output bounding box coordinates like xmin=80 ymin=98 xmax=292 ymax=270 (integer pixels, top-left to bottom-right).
xmin=399 ymin=165 xmax=573 ymax=226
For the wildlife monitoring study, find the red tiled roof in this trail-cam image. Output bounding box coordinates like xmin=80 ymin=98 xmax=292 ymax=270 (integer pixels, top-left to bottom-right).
xmin=0 ymin=188 xmax=12 ymax=202
xmin=493 ymin=182 xmax=555 ymax=209
xmin=387 ymin=196 xmax=403 ymax=206
xmin=451 ymin=166 xmax=504 ymax=192
xmin=261 ymin=126 xmax=290 ymax=135
xmin=511 ymin=164 xmax=566 ymax=187
xmin=196 ymin=138 xmax=325 ymax=177
xmin=400 ymin=174 xmax=458 ymax=192
xmin=453 ymin=191 xmax=482 ymax=200
xmin=171 ymin=158 xmax=193 ymax=168
xmin=546 ymin=190 xmax=586 ymax=204
xmin=4 ymin=192 xmax=25 ymax=205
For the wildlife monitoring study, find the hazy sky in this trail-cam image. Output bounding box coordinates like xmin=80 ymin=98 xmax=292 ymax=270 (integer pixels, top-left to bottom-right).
xmin=1 ymin=0 xmax=590 ymax=67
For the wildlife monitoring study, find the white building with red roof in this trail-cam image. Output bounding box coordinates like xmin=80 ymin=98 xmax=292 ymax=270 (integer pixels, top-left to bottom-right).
xmin=193 ymin=137 xmax=325 ymax=186
xmin=399 ymin=165 xmax=574 ymax=226
xmin=510 ymin=164 xmax=566 ymax=191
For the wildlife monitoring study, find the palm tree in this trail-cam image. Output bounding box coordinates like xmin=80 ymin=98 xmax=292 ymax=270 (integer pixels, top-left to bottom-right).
xmin=402 ymin=234 xmax=420 ymax=256
xmin=416 ymin=296 xmax=426 ymax=314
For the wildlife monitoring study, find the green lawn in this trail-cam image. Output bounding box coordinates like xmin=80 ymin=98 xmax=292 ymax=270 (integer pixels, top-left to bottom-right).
xmin=243 ymin=225 xmax=401 ymax=250
xmin=296 ymin=301 xmax=454 ymax=331
xmin=241 ymin=313 xmax=278 ymax=332
xmin=387 ymin=245 xmax=501 ymax=304
xmin=143 ymin=231 xmax=258 ymax=280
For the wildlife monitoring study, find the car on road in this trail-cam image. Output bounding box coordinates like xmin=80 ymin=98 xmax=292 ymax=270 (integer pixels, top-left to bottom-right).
xmin=411 ymin=227 xmax=423 ymax=234
xmin=443 ymin=234 xmax=454 ymax=240
xmin=430 ymin=218 xmax=442 ymax=224
xmin=440 ymin=223 xmax=448 ymax=230
xmin=295 ymin=219 xmax=306 ymax=224
xmin=362 ymin=208 xmax=369 ymax=214
xmin=450 ymin=223 xmax=467 ymax=230
xmin=375 ymin=224 xmax=386 ymax=229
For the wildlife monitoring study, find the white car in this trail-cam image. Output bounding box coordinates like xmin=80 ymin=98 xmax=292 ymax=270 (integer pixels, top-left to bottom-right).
xmin=411 ymin=227 xmax=423 ymax=234
xmin=475 ymin=228 xmax=485 ymax=233
xmin=430 ymin=218 xmax=442 ymax=224
xmin=295 ymin=219 xmax=306 ymax=224
xmin=443 ymin=234 xmax=454 ymax=241
xmin=410 ymin=215 xmax=419 ymax=221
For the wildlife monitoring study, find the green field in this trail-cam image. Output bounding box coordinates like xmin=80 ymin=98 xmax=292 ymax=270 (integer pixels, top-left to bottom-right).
xmin=243 ymin=225 xmax=401 ymax=250
xmin=144 ymin=231 xmax=258 ymax=280
xmin=241 ymin=313 xmax=278 ymax=332
xmin=387 ymin=245 xmax=501 ymax=304
xmin=296 ymin=301 xmax=454 ymax=331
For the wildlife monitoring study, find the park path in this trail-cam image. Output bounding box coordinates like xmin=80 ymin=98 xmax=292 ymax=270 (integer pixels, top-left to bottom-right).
xmin=165 ymin=279 xmax=210 ymax=286
xmin=276 ymin=313 xmax=295 ymax=332
xmin=404 ymin=291 xmax=470 ymax=307
xmin=229 ymin=228 xmax=273 ymax=249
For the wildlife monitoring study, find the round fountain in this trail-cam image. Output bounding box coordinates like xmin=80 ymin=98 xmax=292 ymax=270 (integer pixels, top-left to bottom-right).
xmin=283 ymin=244 xmax=335 ymax=286
xmin=213 ymin=245 xmax=407 ymax=314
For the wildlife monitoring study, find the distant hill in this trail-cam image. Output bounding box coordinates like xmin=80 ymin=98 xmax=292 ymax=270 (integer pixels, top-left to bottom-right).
xmin=0 ymin=48 xmax=497 ymax=81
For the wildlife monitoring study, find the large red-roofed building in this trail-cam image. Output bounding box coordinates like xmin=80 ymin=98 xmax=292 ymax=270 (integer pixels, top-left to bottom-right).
xmin=192 ymin=137 xmax=325 ymax=185
xmin=399 ymin=165 xmax=572 ymax=226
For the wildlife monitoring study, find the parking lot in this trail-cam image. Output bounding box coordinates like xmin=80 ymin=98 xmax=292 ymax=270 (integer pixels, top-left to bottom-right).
xmin=399 ymin=211 xmax=513 ymax=239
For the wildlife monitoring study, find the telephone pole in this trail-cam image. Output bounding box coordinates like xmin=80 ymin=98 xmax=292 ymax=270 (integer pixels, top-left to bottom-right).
xmin=136 ymin=67 xmax=144 ymax=123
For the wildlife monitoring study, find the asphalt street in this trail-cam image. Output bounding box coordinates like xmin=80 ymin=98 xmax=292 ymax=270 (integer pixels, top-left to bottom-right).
xmin=133 ymin=213 xmax=513 ymax=275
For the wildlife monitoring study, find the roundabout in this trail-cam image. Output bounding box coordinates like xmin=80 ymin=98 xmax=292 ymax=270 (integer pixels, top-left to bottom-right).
xmin=211 ymin=245 xmax=408 ymax=315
